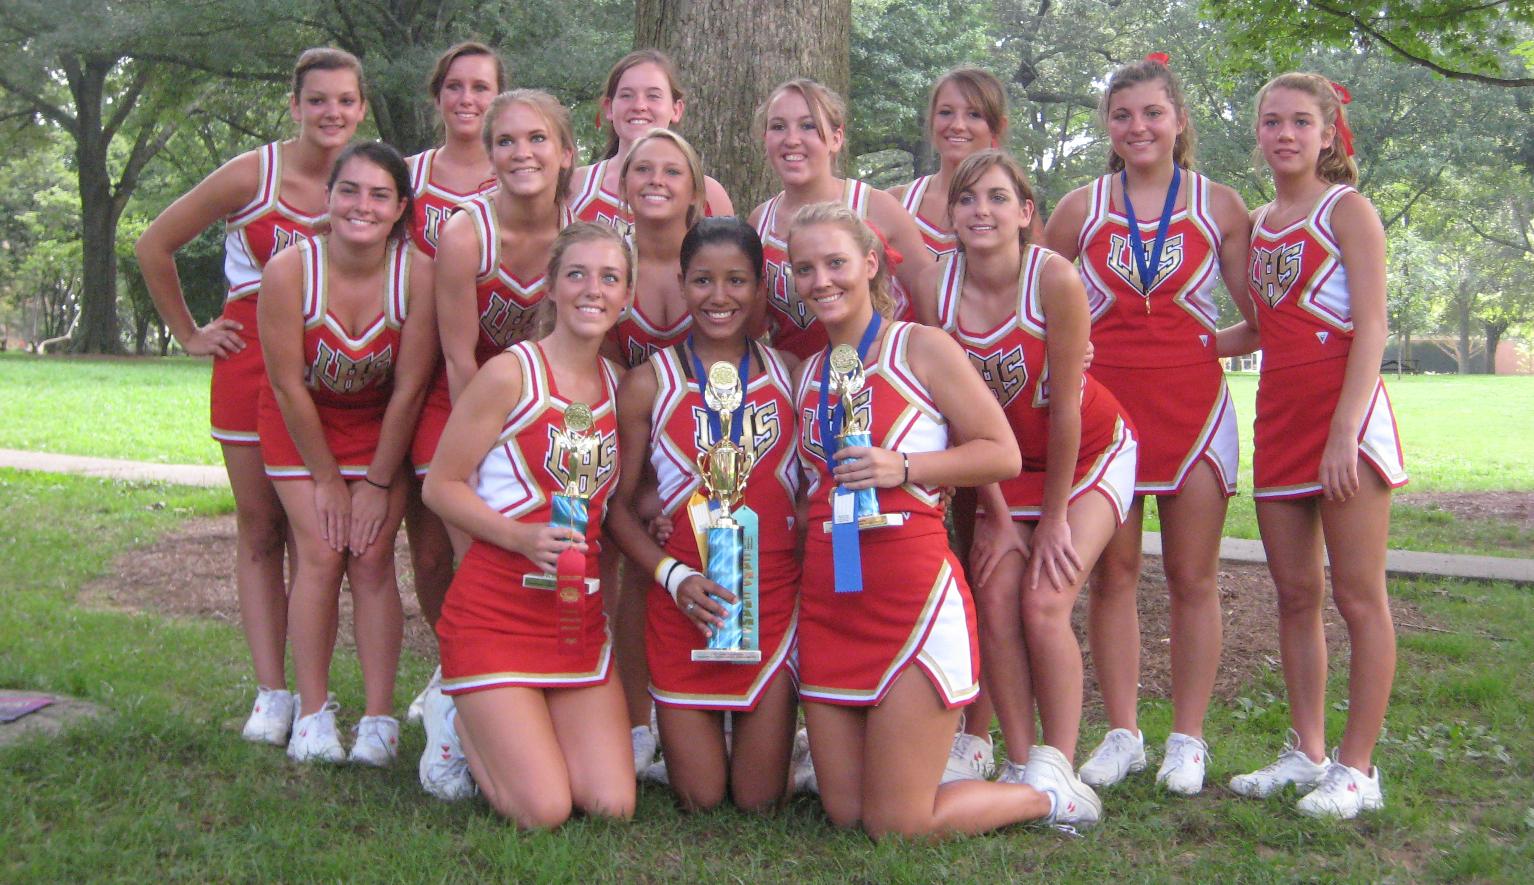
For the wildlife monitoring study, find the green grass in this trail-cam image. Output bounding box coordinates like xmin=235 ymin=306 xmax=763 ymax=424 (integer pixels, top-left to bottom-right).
xmin=3 ymin=469 xmax=1532 ymax=881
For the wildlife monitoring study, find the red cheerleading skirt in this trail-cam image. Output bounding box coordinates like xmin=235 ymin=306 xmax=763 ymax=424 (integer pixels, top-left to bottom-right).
xmin=1089 ymin=360 xmax=1237 ymax=496
xmin=410 ymin=363 xmax=452 ymax=477
xmin=258 ymin=383 xmax=385 ymax=481
xmin=210 ymin=296 xmax=264 ymax=446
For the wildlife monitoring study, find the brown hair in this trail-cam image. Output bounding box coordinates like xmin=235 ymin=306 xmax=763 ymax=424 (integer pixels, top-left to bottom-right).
xmin=598 ymin=49 xmax=685 ymax=162
xmin=786 ymin=202 xmax=895 ymax=319
xmin=927 ymin=67 xmax=1008 ymax=145
xmin=620 ymin=129 xmax=707 ymax=228
xmin=947 ymin=149 xmax=1036 ymax=250
xmin=1098 ymin=57 xmax=1196 ymax=173
xmin=482 ymin=89 xmax=576 ymax=209
xmin=534 ymin=222 xmax=636 ymax=339
xmin=427 ymin=41 xmax=507 ymax=100
xmin=1253 ymin=72 xmax=1359 ymax=186
xmin=755 ymin=79 xmax=848 ymax=168
xmin=292 ymin=47 xmax=365 ymax=103
xmin=327 ymin=141 xmax=415 ymax=243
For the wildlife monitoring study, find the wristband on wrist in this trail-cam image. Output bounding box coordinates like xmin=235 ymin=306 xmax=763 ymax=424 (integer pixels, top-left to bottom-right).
xmin=363 ymin=476 xmax=390 ymax=491
xmin=663 ymin=562 xmax=701 ymax=602
xmin=654 ymin=556 xmax=679 ymax=590
xmin=902 ymin=452 xmax=910 ymax=485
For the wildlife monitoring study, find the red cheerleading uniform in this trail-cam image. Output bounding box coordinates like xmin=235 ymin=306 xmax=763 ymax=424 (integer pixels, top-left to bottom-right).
xmin=899 ymin=175 xmax=959 ymax=259
xmin=1076 ymin=170 xmax=1238 ymax=495
xmin=403 ymin=148 xmax=496 ymax=259
xmin=936 ymin=247 xmax=1139 ymax=523
xmin=436 ymin=341 xmax=623 ymax=693
xmin=258 ymin=238 xmax=410 ymax=479
xmin=643 ymin=343 xmax=801 ymax=710
xmin=1249 ymin=185 xmax=1407 ymax=499
xmin=608 ymin=299 xmax=692 ymax=369
xmin=410 ymin=195 xmax=573 ymax=475
xmin=756 ymin=179 xmax=912 ymax=360
xmin=794 ymin=321 xmax=978 ymax=709
xmin=212 ymin=142 xmax=326 ymax=446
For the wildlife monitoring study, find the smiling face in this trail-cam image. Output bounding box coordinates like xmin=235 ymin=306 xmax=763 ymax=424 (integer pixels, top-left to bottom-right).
xmin=930 ymin=81 xmax=995 ymax=166
xmin=1257 ymin=86 xmax=1334 ymax=180
xmin=764 ymin=89 xmax=842 ymax=187
xmin=1106 ymin=80 xmax=1185 ymax=172
xmin=488 ymin=101 xmax=572 ymax=199
xmin=327 ymin=156 xmax=406 ymax=247
xmin=681 ymin=242 xmax=760 ymax=342
xmin=951 ymin=164 xmax=1034 ymax=253
xmin=290 ymin=67 xmax=366 ymax=150
xmin=621 ymin=136 xmax=695 ymax=224
xmin=435 ymin=53 xmax=499 ymax=143
xmin=604 ymin=62 xmax=683 ymax=145
xmin=789 ymin=222 xmax=877 ymax=327
xmin=549 ymin=238 xmax=631 ymax=339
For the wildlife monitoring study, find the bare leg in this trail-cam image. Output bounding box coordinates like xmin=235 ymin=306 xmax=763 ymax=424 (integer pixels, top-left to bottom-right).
xmin=223 ymin=443 xmax=289 ymax=689
xmin=728 ymin=672 xmax=797 ymax=811
xmin=804 ymin=701 xmax=867 ymax=829
xmin=972 ymin=544 xmax=1035 ymax=759
xmin=547 ymin=678 xmax=637 ymax=819
xmin=1320 ymin=472 xmax=1395 ymax=771
xmin=403 ymin=474 xmax=454 ymax=628
xmin=272 ymin=479 xmax=345 ymax=716
xmin=1087 ymin=497 xmax=1144 ymax=731
xmin=1255 ymin=497 xmax=1329 ymax=762
xmin=656 ymin=706 xmax=729 ymax=811
xmin=345 ymin=477 xmax=408 ymax=717
xmin=611 ymin=554 xmax=653 ymax=729
xmin=1155 ymin=462 xmax=1228 ymax=738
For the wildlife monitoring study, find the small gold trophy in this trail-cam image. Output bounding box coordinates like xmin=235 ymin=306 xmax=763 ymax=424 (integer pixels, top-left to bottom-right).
xmin=692 ymin=361 xmax=761 ymax=663
xmin=825 ymin=344 xmax=902 ymax=531
xmin=523 ymin=402 xmax=599 ymax=595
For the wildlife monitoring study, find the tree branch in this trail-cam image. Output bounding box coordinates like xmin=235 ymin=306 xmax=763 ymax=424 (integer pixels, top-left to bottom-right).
xmin=0 ymin=70 xmax=77 ymax=134
xmin=101 ymin=66 xmax=150 ymax=144
xmin=1312 ymin=1 xmax=1534 ymax=87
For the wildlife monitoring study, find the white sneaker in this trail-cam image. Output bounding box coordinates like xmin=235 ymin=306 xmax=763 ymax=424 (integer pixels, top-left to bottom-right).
xmin=941 ymin=731 xmax=996 ymax=784
xmin=287 ymin=699 xmax=345 ymax=763
xmin=996 ymin=759 xmax=1027 ymax=784
xmin=418 ymin=687 xmax=476 ymax=801
xmin=1156 ymin=732 xmax=1210 ymax=796
xmin=349 ymin=715 xmax=400 ymax=767
xmin=1295 ymin=752 xmax=1383 ymax=819
xmin=406 ymin=665 xmax=442 ymax=725
xmin=642 ymin=759 xmax=670 ymax=786
xmin=241 ymin=687 xmax=294 ymax=746
xmin=632 ymin=723 xmax=658 ymax=777
xmin=1229 ymin=729 xmax=1330 ymax=798
xmin=790 ymin=728 xmax=819 ymax=795
xmin=1025 ymin=745 xmax=1103 ymax=830
xmin=1078 ymin=727 xmax=1147 ymax=787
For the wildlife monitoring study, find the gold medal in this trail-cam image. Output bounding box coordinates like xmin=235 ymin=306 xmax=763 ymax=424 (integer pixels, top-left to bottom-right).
xmin=563 ymin=402 xmax=594 ymax=433
xmin=829 ymin=344 xmax=861 ymax=377
xmin=704 ymin=361 xmax=743 ymax=413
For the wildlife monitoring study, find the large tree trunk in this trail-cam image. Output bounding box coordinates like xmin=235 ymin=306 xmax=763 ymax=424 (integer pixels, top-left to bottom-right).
xmin=1454 ymin=286 xmax=1473 ymax=374
xmin=1484 ymin=321 xmax=1507 ymax=375
xmin=635 ymin=0 xmax=853 ymax=213
xmin=70 ymin=56 xmax=123 ymax=354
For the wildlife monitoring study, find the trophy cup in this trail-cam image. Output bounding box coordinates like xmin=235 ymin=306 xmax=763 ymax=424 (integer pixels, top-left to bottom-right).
xmin=691 ymin=361 xmax=761 ymax=663
xmin=523 ymin=402 xmax=600 ymax=654
xmin=823 ymin=344 xmax=907 ymax=533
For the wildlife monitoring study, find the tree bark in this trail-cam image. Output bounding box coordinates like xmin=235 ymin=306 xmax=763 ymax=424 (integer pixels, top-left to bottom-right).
xmin=69 ymin=56 xmax=124 ymax=353
xmin=635 ymin=0 xmax=853 ymax=213
xmin=1484 ymin=321 xmax=1507 ymax=375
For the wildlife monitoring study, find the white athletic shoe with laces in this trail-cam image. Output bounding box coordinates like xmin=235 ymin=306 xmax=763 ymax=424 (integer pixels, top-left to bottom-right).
xmin=1024 ymin=745 xmax=1102 ymax=830
xmin=790 ymin=728 xmax=819 ymax=795
xmin=1229 ymin=729 xmax=1330 ymax=798
xmin=941 ymin=731 xmax=996 ymax=784
xmin=996 ymin=759 xmax=1027 ymax=784
xmin=1078 ymin=727 xmax=1147 ymax=787
xmin=406 ymin=666 xmax=442 ymax=725
xmin=287 ymin=699 xmax=345 ymax=763
xmin=631 ymin=723 xmax=658 ymax=778
xmin=241 ymin=687 xmax=295 ymax=746
xmin=1156 ymin=732 xmax=1210 ymax=796
xmin=1295 ymin=752 xmax=1383 ymax=819
xmin=418 ymin=687 xmax=476 ymax=801
xmin=349 ymin=715 xmax=400 ymax=767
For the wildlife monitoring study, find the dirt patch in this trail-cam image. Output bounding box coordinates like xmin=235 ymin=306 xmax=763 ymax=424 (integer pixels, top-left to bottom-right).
xmin=1397 ymin=491 xmax=1534 ymax=528
xmin=82 ymin=515 xmax=1428 ymax=705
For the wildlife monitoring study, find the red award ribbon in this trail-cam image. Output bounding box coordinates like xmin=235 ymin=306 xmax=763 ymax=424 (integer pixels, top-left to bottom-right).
xmin=555 ymin=546 xmax=586 ymax=656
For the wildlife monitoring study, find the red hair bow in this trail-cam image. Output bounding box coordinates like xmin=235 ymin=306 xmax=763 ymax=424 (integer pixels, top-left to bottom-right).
xmin=1145 ymin=52 xmax=1171 ymax=67
xmin=1329 ymin=80 xmax=1356 ymax=157
xmin=866 ymin=221 xmax=904 ymax=271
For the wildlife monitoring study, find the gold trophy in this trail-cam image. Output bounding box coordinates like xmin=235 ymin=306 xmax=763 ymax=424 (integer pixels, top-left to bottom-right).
xmin=824 ymin=344 xmax=903 ymax=531
xmin=692 ymin=361 xmax=761 ymax=662
xmin=523 ymin=402 xmax=599 ymax=595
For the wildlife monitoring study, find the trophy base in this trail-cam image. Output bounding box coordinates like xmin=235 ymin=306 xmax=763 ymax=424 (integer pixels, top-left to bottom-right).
xmin=821 ymin=512 xmax=909 ymax=533
xmin=691 ymin=649 xmax=762 ymax=664
xmin=522 ymin=575 xmax=600 ymax=593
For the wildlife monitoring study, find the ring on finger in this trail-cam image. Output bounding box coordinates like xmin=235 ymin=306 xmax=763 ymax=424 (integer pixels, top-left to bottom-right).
xmin=684 ymin=601 xmax=697 ymax=613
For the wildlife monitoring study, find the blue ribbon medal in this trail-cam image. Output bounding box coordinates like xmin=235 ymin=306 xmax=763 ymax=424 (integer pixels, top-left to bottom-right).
xmin=818 ymin=314 xmax=881 ymax=593
xmin=1120 ymin=164 xmax=1181 ymax=311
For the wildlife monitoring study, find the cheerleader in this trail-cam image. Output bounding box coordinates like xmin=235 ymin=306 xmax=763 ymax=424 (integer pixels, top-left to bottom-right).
xmin=1043 ymin=54 xmax=1256 ymax=795
xmin=257 ymin=142 xmax=437 ymax=763
xmin=402 ymin=41 xmax=505 ymax=721
xmin=915 ymin=148 xmax=1137 ymax=821
xmin=790 ymin=202 xmax=1095 ymax=837
xmin=608 ymin=217 xmax=800 ymax=811
xmin=749 ymin=79 xmax=928 ymax=359
xmin=421 ymin=223 xmax=635 ymax=827
xmin=570 ymin=50 xmax=733 ymax=230
xmin=1223 ymin=73 xmax=1404 ymax=819
xmin=888 ymin=67 xmax=1010 ymax=259
xmin=135 ymin=48 xmax=366 ymax=746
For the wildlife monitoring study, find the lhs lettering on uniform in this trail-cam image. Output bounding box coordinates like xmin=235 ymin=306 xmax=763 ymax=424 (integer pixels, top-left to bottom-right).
xmin=691 ymin=400 xmax=781 ymax=464
xmin=307 ymin=342 xmax=393 ymax=395
xmin=481 ymin=293 xmax=539 ymax=349
xmin=421 ymin=206 xmax=454 ymax=248
xmin=1250 ymin=241 xmax=1304 ymax=308
xmin=799 ymin=388 xmax=872 ymax=463
xmin=968 ymin=346 xmax=1027 ymax=407
xmin=270 ymin=227 xmax=311 ymax=258
xmin=1106 ymin=232 xmax=1184 ymax=293
xmin=765 ymin=261 xmax=814 ymax=330
xmin=544 ymin=426 xmax=618 ymax=498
